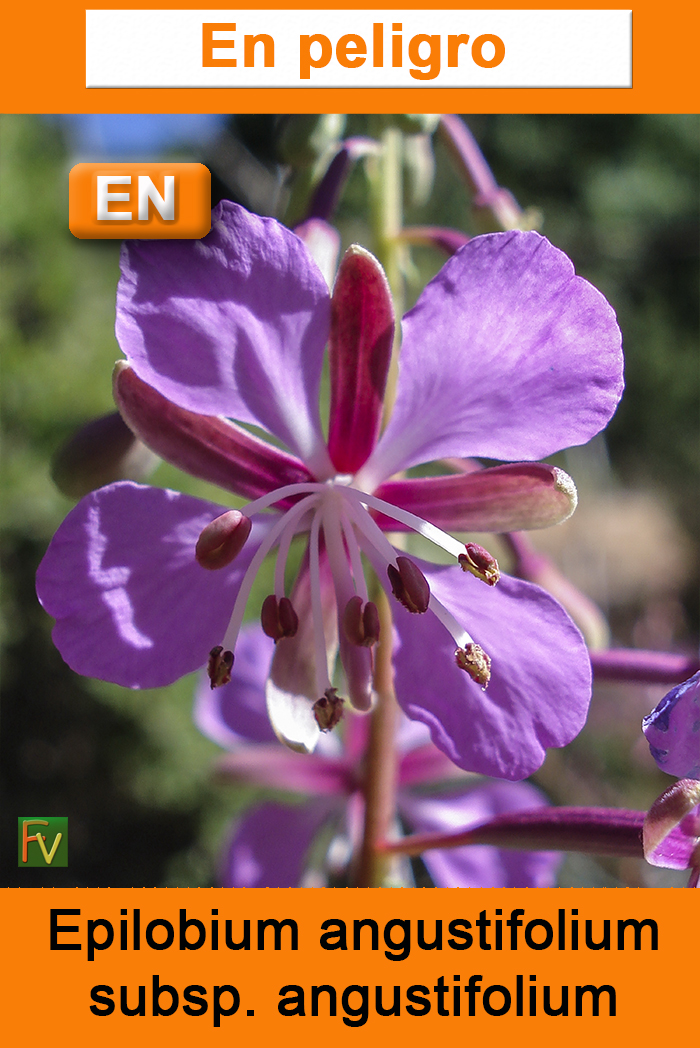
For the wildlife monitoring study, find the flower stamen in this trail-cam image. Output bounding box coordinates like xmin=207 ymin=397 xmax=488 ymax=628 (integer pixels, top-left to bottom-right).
xmin=387 ymin=556 xmax=431 ymax=614
xmin=456 ymin=643 xmax=492 ymax=688
xmin=459 ymin=542 xmax=500 ymax=586
xmin=195 ymin=510 xmax=252 ymax=570
xmin=308 ymin=507 xmax=332 ymax=696
xmin=261 ymin=594 xmax=299 ymax=641
xmin=313 ymin=687 xmax=345 ymax=731
xmin=208 ymin=645 xmax=234 ymax=689
xmin=219 ymin=492 xmax=319 ymax=657
xmin=339 ymin=508 xmax=369 ymax=603
xmin=343 ymin=595 xmax=380 ymax=647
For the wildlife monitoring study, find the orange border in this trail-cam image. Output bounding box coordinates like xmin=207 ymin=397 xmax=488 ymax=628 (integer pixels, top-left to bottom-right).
xmin=1 ymin=1 xmax=699 ymax=113
xmin=2 ymin=888 xmax=698 ymax=1046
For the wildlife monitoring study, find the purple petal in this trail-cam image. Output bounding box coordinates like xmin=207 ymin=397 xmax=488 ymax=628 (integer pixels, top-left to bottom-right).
xmin=217 ymin=746 xmax=352 ymax=795
xmin=222 ymin=799 xmax=338 ymax=887
xmin=375 ymin=463 xmax=577 ymax=533
xmin=392 ymin=564 xmax=592 ymax=779
xmin=642 ymin=672 xmax=700 ymax=779
xmin=328 ymin=246 xmax=394 ymax=474
xmin=396 ymin=715 xmax=433 ymax=754
xmin=114 ymin=363 xmax=315 ymax=501
xmin=266 ymin=556 xmax=337 ymax=753
xmin=36 ymin=482 xmax=262 ymax=688
xmin=362 ymin=231 xmax=623 ymax=483
xmin=194 ymin=629 xmax=277 ymax=746
xmin=398 ymin=743 xmax=471 ymax=787
xmin=116 ymin=200 xmax=333 ymax=472
xmin=400 ymin=780 xmax=561 ymax=887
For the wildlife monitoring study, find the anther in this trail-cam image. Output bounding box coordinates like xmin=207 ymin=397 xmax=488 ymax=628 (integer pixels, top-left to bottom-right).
xmin=196 ymin=510 xmax=252 ymax=570
xmin=458 ymin=542 xmax=500 ymax=586
xmin=208 ymin=645 xmax=234 ymax=689
xmin=455 ymin=643 xmax=492 ymax=688
xmin=313 ymin=687 xmax=345 ymax=732
xmin=260 ymin=595 xmax=299 ymax=641
xmin=343 ymin=595 xmax=381 ymax=647
xmin=387 ymin=556 xmax=430 ymax=614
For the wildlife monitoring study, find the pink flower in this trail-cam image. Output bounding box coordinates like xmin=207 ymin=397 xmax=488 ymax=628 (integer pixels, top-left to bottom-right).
xmin=37 ymin=201 xmax=623 ymax=778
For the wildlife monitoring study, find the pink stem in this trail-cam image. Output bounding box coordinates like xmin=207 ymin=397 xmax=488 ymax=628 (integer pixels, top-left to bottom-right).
xmin=378 ymin=806 xmax=645 ymax=859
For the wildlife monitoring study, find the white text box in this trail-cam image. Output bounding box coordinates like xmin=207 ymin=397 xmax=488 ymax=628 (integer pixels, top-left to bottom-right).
xmin=86 ymin=10 xmax=632 ymax=89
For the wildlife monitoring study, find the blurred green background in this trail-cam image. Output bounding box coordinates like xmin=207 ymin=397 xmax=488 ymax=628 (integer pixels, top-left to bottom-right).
xmin=1 ymin=113 xmax=698 ymax=887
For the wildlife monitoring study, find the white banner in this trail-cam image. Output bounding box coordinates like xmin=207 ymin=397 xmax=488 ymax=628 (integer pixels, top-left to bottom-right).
xmin=86 ymin=9 xmax=632 ymax=89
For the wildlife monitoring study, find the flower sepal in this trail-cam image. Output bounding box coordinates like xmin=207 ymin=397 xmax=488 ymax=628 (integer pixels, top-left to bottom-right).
xmin=643 ymin=778 xmax=700 ymax=872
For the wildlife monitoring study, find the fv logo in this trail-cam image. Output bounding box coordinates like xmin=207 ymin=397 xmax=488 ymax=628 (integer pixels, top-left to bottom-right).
xmin=18 ymin=818 xmax=68 ymax=867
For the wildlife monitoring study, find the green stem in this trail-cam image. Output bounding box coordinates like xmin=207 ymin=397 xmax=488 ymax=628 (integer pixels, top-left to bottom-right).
xmin=353 ymin=590 xmax=400 ymax=887
xmin=368 ymin=124 xmax=406 ymax=420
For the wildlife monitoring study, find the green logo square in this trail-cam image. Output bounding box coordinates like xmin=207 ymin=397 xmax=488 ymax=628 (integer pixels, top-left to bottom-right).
xmin=18 ymin=817 xmax=68 ymax=867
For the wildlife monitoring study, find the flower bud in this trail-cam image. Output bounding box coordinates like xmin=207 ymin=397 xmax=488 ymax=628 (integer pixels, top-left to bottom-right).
xmin=643 ymin=778 xmax=700 ymax=870
xmin=456 ymin=643 xmax=492 ymax=688
xmin=277 ymin=114 xmax=346 ymax=166
xmin=387 ymin=556 xmax=430 ymax=614
xmin=459 ymin=542 xmax=500 ymax=586
xmin=195 ymin=511 xmax=252 ymax=570
xmin=313 ymin=688 xmax=344 ymax=732
xmin=51 ymin=412 xmax=158 ymax=498
xmin=343 ymin=596 xmax=380 ymax=647
xmin=207 ymin=646 xmax=234 ymax=689
xmin=377 ymin=114 xmax=440 ymax=135
xmin=261 ymin=595 xmax=299 ymax=641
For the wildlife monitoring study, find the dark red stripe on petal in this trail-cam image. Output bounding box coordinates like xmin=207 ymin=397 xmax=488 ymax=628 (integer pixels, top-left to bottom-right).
xmin=375 ymin=462 xmax=577 ymax=533
xmin=328 ymin=246 xmax=394 ymax=474
xmin=114 ymin=362 xmax=315 ymax=502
